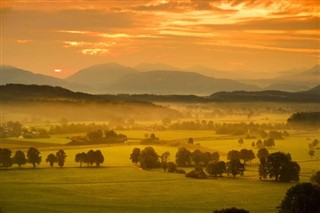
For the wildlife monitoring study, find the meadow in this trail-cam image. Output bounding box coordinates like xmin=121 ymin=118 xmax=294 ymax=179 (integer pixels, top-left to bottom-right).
xmin=1 ymin=102 xmax=319 ymax=213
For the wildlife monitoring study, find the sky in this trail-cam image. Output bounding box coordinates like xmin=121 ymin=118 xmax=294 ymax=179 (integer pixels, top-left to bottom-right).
xmin=1 ymin=0 xmax=319 ymax=78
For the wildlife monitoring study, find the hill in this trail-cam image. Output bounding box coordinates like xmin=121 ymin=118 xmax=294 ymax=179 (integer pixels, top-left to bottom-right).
xmin=208 ymin=85 xmax=320 ymax=102
xmin=104 ymin=70 xmax=260 ymax=95
xmin=66 ymin=63 xmax=136 ymax=89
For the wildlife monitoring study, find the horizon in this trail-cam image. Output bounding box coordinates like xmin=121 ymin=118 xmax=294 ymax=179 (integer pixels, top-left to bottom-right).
xmin=2 ymin=0 xmax=319 ymax=78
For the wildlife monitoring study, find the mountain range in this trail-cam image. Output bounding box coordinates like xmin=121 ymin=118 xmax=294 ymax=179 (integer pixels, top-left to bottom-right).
xmin=1 ymin=63 xmax=319 ymax=94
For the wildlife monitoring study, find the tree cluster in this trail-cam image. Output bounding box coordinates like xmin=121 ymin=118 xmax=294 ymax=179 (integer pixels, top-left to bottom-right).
xmin=259 ymin=152 xmax=300 ymax=182
xmin=75 ymin=150 xmax=104 ymax=167
xmin=67 ymin=130 xmax=127 ymax=145
xmin=175 ymin=148 xmax=220 ymax=167
xmin=0 ymin=147 xmax=42 ymax=168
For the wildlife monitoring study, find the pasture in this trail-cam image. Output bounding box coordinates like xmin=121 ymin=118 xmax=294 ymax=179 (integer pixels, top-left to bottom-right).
xmin=1 ymin=128 xmax=319 ymax=213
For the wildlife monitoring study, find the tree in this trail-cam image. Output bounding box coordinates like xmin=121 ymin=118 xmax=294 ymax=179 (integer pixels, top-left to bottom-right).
xmin=227 ymin=150 xmax=240 ymax=161
xmin=188 ymin=137 xmax=194 ymax=144
xmin=256 ymin=139 xmax=263 ymax=148
xmin=257 ymin=148 xmax=269 ymax=160
xmin=264 ymin=138 xmax=275 ymax=147
xmin=139 ymin=147 xmax=160 ymax=170
xmin=278 ymin=183 xmax=320 ymax=213
xmin=261 ymin=152 xmax=300 ymax=182
xmin=86 ymin=150 xmax=95 ymax=166
xmin=310 ymin=171 xmax=320 ymax=184
xmin=227 ymin=159 xmax=245 ymax=178
xmin=191 ymin=149 xmax=203 ymax=166
xmin=308 ymin=150 xmax=315 ymax=159
xmin=239 ymin=149 xmax=255 ymax=165
xmin=0 ymin=148 xmax=13 ymax=168
xmin=238 ymin=138 xmax=244 ymax=146
xmin=94 ymin=150 xmax=104 ymax=166
xmin=13 ymin=150 xmax=27 ymax=168
xmin=75 ymin=152 xmax=87 ymax=167
xmin=312 ymin=139 xmax=319 ymax=148
xmin=167 ymin=162 xmax=176 ymax=173
xmin=213 ymin=207 xmax=249 ymax=213
xmin=160 ymin=151 xmax=170 ymax=171
xmin=175 ymin=147 xmax=192 ymax=167
xmin=206 ymin=161 xmax=226 ymax=177
xmin=130 ymin=148 xmax=141 ymax=165
xmin=211 ymin=152 xmax=220 ymax=161
xmin=46 ymin=153 xmax=56 ymax=167
xmin=56 ymin=149 xmax=67 ymax=167
xmin=27 ymin=147 xmax=41 ymax=168
xmin=251 ymin=142 xmax=255 ymax=147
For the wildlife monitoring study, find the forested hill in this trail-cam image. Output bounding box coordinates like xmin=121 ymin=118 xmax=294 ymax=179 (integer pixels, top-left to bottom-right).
xmin=1 ymin=84 xmax=99 ymax=103
xmin=1 ymin=84 xmax=319 ymax=103
xmin=208 ymin=86 xmax=320 ymax=102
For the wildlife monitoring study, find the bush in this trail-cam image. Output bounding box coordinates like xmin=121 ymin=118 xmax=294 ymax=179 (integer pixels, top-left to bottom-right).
xmin=186 ymin=167 xmax=207 ymax=179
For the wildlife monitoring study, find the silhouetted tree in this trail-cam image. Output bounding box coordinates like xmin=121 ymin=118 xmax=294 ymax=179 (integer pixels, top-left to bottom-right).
xmin=308 ymin=150 xmax=315 ymax=159
xmin=56 ymin=149 xmax=67 ymax=167
xmin=312 ymin=139 xmax=319 ymax=147
xmin=278 ymin=183 xmax=320 ymax=213
xmin=160 ymin=151 xmax=170 ymax=171
xmin=94 ymin=150 xmax=104 ymax=166
xmin=264 ymin=138 xmax=275 ymax=147
xmin=139 ymin=147 xmax=160 ymax=170
xmin=46 ymin=153 xmax=56 ymax=167
xmin=227 ymin=150 xmax=241 ymax=161
xmin=256 ymin=139 xmax=263 ymax=148
xmin=13 ymin=150 xmax=27 ymax=168
xmin=240 ymin=149 xmax=255 ymax=165
xmin=261 ymin=152 xmax=300 ymax=182
xmin=206 ymin=161 xmax=226 ymax=177
xmin=213 ymin=207 xmax=249 ymax=213
xmin=191 ymin=149 xmax=203 ymax=166
xmin=86 ymin=150 xmax=95 ymax=166
xmin=130 ymin=148 xmax=141 ymax=165
xmin=251 ymin=141 xmax=255 ymax=147
xmin=175 ymin=147 xmax=192 ymax=167
xmin=238 ymin=138 xmax=244 ymax=146
xmin=167 ymin=162 xmax=176 ymax=173
xmin=211 ymin=152 xmax=220 ymax=161
xmin=227 ymin=159 xmax=244 ymax=178
xmin=27 ymin=147 xmax=41 ymax=168
xmin=188 ymin=137 xmax=194 ymax=144
xmin=310 ymin=171 xmax=320 ymax=184
xmin=75 ymin=152 xmax=87 ymax=167
xmin=257 ymin=148 xmax=269 ymax=160
xmin=0 ymin=148 xmax=13 ymax=168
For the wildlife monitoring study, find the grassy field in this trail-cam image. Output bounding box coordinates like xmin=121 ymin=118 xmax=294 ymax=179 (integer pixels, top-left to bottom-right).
xmin=1 ymin=127 xmax=319 ymax=213
xmin=1 ymin=166 xmax=294 ymax=213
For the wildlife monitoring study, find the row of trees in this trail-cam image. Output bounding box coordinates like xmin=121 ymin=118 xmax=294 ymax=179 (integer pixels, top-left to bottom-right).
xmin=0 ymin=147 xmax=41 ymax=168
xmin=129 ymin=146 xmax=301 ymax=182
xmin=67 ymin=130 xmax=127 ymax=145
xmin=0 ymin=148 xmax=104 ymax=168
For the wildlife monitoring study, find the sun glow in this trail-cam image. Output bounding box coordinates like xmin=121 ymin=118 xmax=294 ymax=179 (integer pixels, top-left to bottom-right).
xmin=54 ymin=68 xmax=62 ymax=73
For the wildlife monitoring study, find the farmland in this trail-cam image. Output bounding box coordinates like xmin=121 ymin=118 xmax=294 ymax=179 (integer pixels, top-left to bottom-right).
xmin=1 ymin=127 xmax=319 ymax=213
xmin=1 ymin=101 xmax=320 ymax=213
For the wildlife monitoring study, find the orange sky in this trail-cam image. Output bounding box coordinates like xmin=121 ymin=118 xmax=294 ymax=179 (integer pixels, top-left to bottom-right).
xmin=1 ymin=0 xmax=319 ymax=78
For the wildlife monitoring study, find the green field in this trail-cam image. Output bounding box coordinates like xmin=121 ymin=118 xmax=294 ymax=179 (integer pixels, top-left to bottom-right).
xmin=1 ymin=128 xmax=319 ymax=213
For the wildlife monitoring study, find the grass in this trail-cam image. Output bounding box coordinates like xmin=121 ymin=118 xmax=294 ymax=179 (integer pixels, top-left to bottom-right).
xmin=0 ymin=167 xmax=294 ymax=213
xmin=1 ymin=129 xmax=319 ymax=213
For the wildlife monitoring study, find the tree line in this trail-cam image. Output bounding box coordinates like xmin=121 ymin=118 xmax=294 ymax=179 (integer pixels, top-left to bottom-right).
xmin=130 ymin=146 xmax=302 ymax=182
xmin=0 ymin=148 xmax=104 ymax=168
